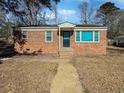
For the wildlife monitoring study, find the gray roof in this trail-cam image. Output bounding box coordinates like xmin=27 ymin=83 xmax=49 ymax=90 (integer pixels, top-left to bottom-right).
xmin=17 ymin=21 xmax=104 ymax=27
xmin=17 ymin=24 xmax=105 ymax=27
xmin=16 ymin=21 xmax=105 ymax=28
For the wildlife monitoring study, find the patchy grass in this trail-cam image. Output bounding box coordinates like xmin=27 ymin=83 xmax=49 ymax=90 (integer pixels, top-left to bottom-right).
xmin=71 ymin=49 xmax=124 ymax=93
xmin=0 ymin=58 xmax=58 ymax=93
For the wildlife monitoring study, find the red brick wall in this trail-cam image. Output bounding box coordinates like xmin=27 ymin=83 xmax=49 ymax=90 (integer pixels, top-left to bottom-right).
xmin=15 ymin=31 xmax=59 ymax=54
xmin=70 ymin=31 xmax=107 ymax=56
xmin=15 ymin=30 xmax=107 ymax=55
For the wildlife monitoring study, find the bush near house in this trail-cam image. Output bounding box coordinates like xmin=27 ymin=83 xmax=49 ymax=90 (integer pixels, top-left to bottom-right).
xmin=0 ymin=40 xmax=15 ymax=57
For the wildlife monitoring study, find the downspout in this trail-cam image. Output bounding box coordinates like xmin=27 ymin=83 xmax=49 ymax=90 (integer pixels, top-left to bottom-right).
xmin=58 ymin=27 xmax=61 ymax=55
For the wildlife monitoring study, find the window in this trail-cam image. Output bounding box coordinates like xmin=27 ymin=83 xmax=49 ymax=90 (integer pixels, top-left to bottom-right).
xmin=22 ymin=31 xmax=28 ymax=39
xmin=94 ymin=31 xmax=99 ymax=42
xmin=75 ymin=31 xmax=100 ymax=43
xmin=75 ymin=31 xmax=80 ymax=42
xmin=45 ymin=31 xmax=53 ymax=42
xmin=81 ymin=31 xmax=93 ymax=42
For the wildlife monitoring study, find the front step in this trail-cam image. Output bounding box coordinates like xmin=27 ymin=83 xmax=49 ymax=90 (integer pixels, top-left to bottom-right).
xmin=59 ymin=48 xmax=73 ymax=58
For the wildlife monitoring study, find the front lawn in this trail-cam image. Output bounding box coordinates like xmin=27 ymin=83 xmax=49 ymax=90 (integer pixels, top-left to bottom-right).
xmin=71 ymin=49 xmax=124 ymax=93
xmin=0 ymin=56 xmax=58 ymax=93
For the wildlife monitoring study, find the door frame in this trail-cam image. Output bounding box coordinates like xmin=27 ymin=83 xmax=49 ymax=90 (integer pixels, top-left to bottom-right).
xmin=62 ymin=31 xmax=70 ymax=48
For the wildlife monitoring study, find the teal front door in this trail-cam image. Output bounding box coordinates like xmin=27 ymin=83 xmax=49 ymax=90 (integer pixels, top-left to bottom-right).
xmin=63 ymin=31 xmax=70 ymax=47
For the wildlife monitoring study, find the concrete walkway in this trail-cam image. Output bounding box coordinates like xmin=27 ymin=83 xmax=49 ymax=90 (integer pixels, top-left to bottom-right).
xmin=50 ymin=62 xmax=84 ymax=93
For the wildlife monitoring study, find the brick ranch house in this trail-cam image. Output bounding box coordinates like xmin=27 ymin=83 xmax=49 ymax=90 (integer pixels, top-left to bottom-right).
xmin=14 ymin=22 xmax=107 ymax=56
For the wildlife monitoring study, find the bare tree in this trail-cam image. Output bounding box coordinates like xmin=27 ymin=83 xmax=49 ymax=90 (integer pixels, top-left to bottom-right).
xmin=79 ymin=0 xmax=94 ymax=24
xmin=53 ymin=4 xmax=58 ymax=24
xmin=0 ymin=0 xmax=60 ymax=26
xmin=50 ymin=2 xmax=58 ymax=24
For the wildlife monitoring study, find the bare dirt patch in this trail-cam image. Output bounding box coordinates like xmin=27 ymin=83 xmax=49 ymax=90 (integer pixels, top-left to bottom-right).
xmin=0 ymin=56 xmax=58 ymax=93
xmin=71 ymin=49 xmax=124 ymax=93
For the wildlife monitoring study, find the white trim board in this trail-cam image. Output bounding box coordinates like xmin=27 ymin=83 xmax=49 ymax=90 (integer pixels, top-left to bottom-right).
xmin=21 ymin=28 xmax=107 ymax=32
xmin=74 ymin=27 xmax=107 ymax=29
xmin=20 ymin=27 xmax=58 ymax=29
xmin=58 ymin=22 xmax=76 ymax=28
xmin=74 ymin=28 xmax=107 ymax=31
xmin=21 ymin=29 xmax=58 ymax=31
xmin=19 ymin=26 xmax=107 ymax=32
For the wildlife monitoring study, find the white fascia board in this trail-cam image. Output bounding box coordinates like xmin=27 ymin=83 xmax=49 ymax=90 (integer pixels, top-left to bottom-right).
xmin=74 ymin=27 xmax=107 ymax=30
xmin=20 ymin=27 xmax=58 ymax=31
xmin=74 ymin=28 xmax=107 ymax=31
xmin=20 ymin=27 xmax=58 ymax=29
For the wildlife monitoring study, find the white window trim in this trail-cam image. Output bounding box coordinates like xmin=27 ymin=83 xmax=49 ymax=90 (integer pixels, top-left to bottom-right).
xmin=94 ymin=31 xmax=100 ymax=43
xmin=93 ymin=31 xmax=95 ymax=42
xmin=21 ymin=31 xmax=28 ymax=39
xmin=75 ymin=31 xmax=100 ymax=43
xmin=75 ymin=31 xmax=81 ymax=43
xmin=45 ymin=31 xmax=53 ymax=43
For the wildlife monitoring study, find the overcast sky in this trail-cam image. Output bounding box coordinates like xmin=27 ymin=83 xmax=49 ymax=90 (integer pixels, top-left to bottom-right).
xmin=46 ymin=0 xmax=124 ymax=24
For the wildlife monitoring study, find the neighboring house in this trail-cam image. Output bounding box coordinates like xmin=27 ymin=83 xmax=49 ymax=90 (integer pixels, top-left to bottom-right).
xmin=14 ymin=22 xmax=107 ymax=56
xmin=113 ymin=36 xmax=124 ymax=47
